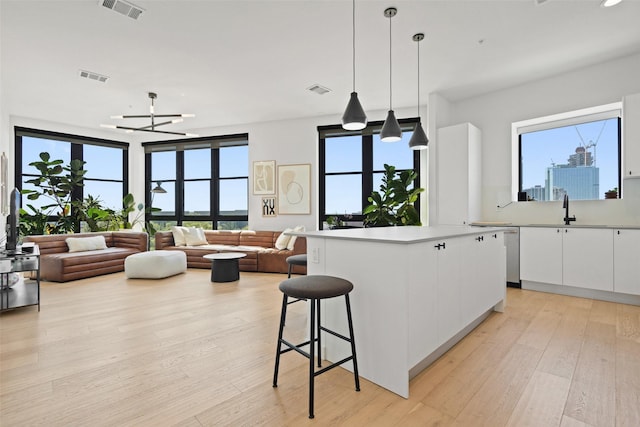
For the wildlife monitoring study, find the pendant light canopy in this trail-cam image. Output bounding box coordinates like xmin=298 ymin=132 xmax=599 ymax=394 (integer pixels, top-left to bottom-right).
xmin=380 ymin=7 xmax=401 ymax=143
xmin=342 ymin=0 xmax=367 ymax=131
xmin=409 ymin=33 xmax=429 ymax=150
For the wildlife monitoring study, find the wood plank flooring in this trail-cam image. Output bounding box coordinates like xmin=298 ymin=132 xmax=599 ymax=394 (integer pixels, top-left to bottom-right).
xmin=1 ymin=270 xmax=639 ymax=426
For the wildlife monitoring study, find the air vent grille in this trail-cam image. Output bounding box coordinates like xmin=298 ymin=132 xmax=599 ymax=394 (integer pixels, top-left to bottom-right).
xmin=307 ymin=84 xmax=331 ymax=95
xmin=99 ymin=0 xmax=144 ymax=20
xmin=79 ymin=69 xmax=109 ymax=83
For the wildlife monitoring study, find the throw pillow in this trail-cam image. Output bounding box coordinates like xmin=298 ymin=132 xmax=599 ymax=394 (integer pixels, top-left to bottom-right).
xmin=66 ymin=235 xmax=108 ymax=253
xmin=286 ymin=225 xmax=306 ymax=250
xmin=183 ymin=227 xmax=208 ymax=246
xmin=275 ymin=228 xmax=292 ymax=250
xmin=171 ymin=226 xmax=189 ymax=246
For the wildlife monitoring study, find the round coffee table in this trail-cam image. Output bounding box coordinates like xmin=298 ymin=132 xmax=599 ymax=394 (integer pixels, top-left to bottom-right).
xmin=203 ymin=253 xmax=247 ymax=282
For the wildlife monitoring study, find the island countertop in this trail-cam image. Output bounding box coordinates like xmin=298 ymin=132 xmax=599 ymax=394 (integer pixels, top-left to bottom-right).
xmin=289 ymin=225 xmax=509 ymax=244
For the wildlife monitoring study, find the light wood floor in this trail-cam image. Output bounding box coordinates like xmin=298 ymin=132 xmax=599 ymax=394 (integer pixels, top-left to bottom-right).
xmin=1 ymin=270 xmax=639 ymax=426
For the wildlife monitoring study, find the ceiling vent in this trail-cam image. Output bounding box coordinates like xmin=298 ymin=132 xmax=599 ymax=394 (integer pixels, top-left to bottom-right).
xmin=307 ymin=84 xmax=331 ymax=95
xmin=99 ymin=0 xmax=144 ymax=20
xmin=79 ymin=69 xmax=109 ymax=83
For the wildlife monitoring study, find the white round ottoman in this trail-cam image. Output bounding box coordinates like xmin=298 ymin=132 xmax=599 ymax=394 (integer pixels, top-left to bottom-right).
xmin=125 ymin=250 xmax=187 ymax=279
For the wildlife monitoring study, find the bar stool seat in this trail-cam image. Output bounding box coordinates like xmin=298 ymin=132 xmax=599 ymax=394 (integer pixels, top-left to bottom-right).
xmin=273 ymin=275 xmax=360 ymax=419
xmin=286 ymin=254 xmax=307 ymax=278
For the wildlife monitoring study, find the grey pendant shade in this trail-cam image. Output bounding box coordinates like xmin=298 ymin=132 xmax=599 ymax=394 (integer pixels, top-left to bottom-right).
xmin=409 ymin=121 xmax=429 ymax=150
xmin=380 ymin=7 xmax=401 ymax=142
xmin=409 ymin=32 xmax=429 ymax=150
xmin=342 ymin=0 xmax=367 ymax=131
xmin=342 ymin=92 xmax=367 ymax=130
xmin=151 ymin=182 xmax=167 ymax=194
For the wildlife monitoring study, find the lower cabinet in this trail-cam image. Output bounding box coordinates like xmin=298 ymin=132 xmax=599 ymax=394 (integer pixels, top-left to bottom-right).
xmin=562 ymin=228 xmax=613 ymax=292
xmin=435 ymin=232 xmax=505 ymax=346
xmin=614 ymin=229 xmax=640 ymax=295
xmin=520 ymin=227 xmax=563 ymax=285
xmin=521 ymin=226 xmax=639 ymax=296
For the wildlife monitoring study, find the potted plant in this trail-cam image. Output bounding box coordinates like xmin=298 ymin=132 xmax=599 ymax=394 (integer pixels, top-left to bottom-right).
xmin=605 ymin=187 xmax=618 ymax=199
xmin=363 ymin=164 xmax=424 ymax=227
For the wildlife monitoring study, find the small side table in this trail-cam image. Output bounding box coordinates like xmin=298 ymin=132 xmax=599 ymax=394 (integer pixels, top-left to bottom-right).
xmin=203 ymin=253 xmax=247 ymax=282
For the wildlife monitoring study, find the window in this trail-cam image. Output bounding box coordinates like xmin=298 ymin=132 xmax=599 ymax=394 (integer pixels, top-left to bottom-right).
xmin=515 ymin=104 xmax=621 ymax=201
xmin=15 ymin=127 xmax=128 ymax=231
xmin=143 ymin=134 xmax=248 ymax=231
xmin=319 ymin=120 xmax=421 ymax=228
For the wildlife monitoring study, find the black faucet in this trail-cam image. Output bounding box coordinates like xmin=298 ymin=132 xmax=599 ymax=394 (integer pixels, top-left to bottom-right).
xmin=563 ymin=194 xmax=576 ymax=225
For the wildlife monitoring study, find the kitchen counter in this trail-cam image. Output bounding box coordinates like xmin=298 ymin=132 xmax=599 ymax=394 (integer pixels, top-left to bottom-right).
xmin=471 ymin=222 xmax=640 ymax=230
xmin=295 ymin=226 xmax=506 ymax=398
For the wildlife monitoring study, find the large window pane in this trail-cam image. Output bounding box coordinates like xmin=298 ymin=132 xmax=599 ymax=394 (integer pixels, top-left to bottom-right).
xmin=220 ymin=145 xmax=248 ymax=177
xmin=151 ymin=151 xmax=176 ymax=181
xmin=84 ymin=145 xmax=122 ymax=180
xmin=184 ymin=180 xmax=210 ymax=216
xmin=21 ymin=137 xmax=70 ymax=175
xmin=520 ymin=117 xmax=619 ymax=201
xmin=218 ymin=220 xmax=248 ymax=230
xmin=219 ymin=178 xmax=248 ymax=214
xmin=326 ymin=136 xmax=362 ymax=173
xmin=373 ymin=132 xmax=414 ymax=171
xmin=325 ymin=175 xmax=362 ymax=215
xmin=151 ymin=181 xmax=175 ymax=215
xmin=184 ymin=148 xmax=211 ymax=179
xmin=83 ymin=180 xmax=123 ymax=210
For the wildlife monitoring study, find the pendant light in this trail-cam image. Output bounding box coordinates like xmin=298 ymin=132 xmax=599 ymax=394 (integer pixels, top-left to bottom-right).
xmin=380 ymin=7 xmax=402 ymax=142
xmin=408 ymin=33 xmax=429 ymax=150
xmin=342 ymin=0 xmax=367 ymax=131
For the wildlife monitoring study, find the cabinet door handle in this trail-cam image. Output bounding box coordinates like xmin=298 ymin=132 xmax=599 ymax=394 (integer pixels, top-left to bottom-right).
xmin=492 ymin=233 xmax=497 ymax=239
xmin=434 ymin=242 xmax=446 ymax=250
xmin=557 ymin=229 xmax=560 ymax=233
xmin=565 ymin=229 xmax=568 ymax=233
xmin=617 ymin=230 xmax=621 ymax=235
xmin=475 ymin=236 xmax=484 ymax=242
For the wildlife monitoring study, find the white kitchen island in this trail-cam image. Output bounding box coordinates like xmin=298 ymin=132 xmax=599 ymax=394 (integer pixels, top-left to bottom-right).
xmin=292 ymin=225 xmax=506 ymax=398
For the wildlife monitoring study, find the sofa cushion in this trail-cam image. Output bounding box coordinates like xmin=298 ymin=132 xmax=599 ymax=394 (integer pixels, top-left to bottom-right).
xmin=171 ymin=226 xmax=189 ymax=246
xmin=275 ymin=228 xmax=292 ymax=250
xmin=183 ymin=227 xmax=208 ymax=246
xmin=286 ymin=225 xmax=305 ymax=250
xmin=66 ymin=235 xmax=108 ymax=252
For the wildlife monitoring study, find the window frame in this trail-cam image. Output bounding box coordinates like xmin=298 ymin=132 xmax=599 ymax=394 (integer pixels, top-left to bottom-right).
xmin=512 ymin=103 xmax=622 ymax=202
xmin=14 ymin=127 xmax=129 ymax=232
xmin=143 ymin=134 xmax=249 ymax=230
xmin=318 ymin=118 xmax=421 ymax=229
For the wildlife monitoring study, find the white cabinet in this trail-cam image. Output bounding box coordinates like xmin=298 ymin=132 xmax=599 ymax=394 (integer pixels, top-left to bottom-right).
xmin=434 ymin=123 xmax=481 ymax=225
xmin=614 ymin=229 xmax=640 ymax=295
xmin=623 ymin=93 xmax=640 ymax=178
xmin=562 ymin=228 xmax=613 ymax=291
xmin=520 ymin=227 xmax=563 ymax=285
xmin=436 ymin=232 xmax=505 ymax=346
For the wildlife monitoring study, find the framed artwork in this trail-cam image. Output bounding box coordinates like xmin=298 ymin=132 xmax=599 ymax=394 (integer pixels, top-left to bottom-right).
xmin=253 ymin=160 xmax=276 ymax=195
xmin=261 ymin=197 xmax=277 ymax=217
xmin=278 ymin=164 xmax=311 ymax=215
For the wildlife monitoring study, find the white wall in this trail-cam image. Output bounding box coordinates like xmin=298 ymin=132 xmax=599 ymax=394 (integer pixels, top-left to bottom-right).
xmin=440 ymin=52 xmax=640 ymax=226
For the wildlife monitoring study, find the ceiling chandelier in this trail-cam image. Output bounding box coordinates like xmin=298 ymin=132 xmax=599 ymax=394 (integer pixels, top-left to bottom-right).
xmin=101 ymin=92 xmax=198 ymax=137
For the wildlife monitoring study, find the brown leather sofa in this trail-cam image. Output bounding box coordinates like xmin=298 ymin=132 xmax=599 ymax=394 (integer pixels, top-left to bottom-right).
xmin=23 ymin=231 xmax=148 ymax=282
xmin=154 ymin=230 xmax=307 ymax=274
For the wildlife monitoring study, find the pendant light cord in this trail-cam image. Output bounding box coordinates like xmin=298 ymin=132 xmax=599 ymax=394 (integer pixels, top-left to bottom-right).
xmin=352 ymin=0 xmax=356 ymax=92
xmin=416 ymin=37 xmax=420 ymax=116
xmin=388 ymin=13 xmax=393 ymax=110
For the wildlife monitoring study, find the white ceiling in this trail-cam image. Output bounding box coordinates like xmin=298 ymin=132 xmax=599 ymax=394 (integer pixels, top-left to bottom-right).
xmin=2 ymin=0 xmax=640 ymax=139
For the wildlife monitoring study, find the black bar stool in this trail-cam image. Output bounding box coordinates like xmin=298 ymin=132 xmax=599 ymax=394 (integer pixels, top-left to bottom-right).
xmin=272 ymin=275 xmax=360 ymax=419
xmin=286 ymin=254 xmax=307 ymax=278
